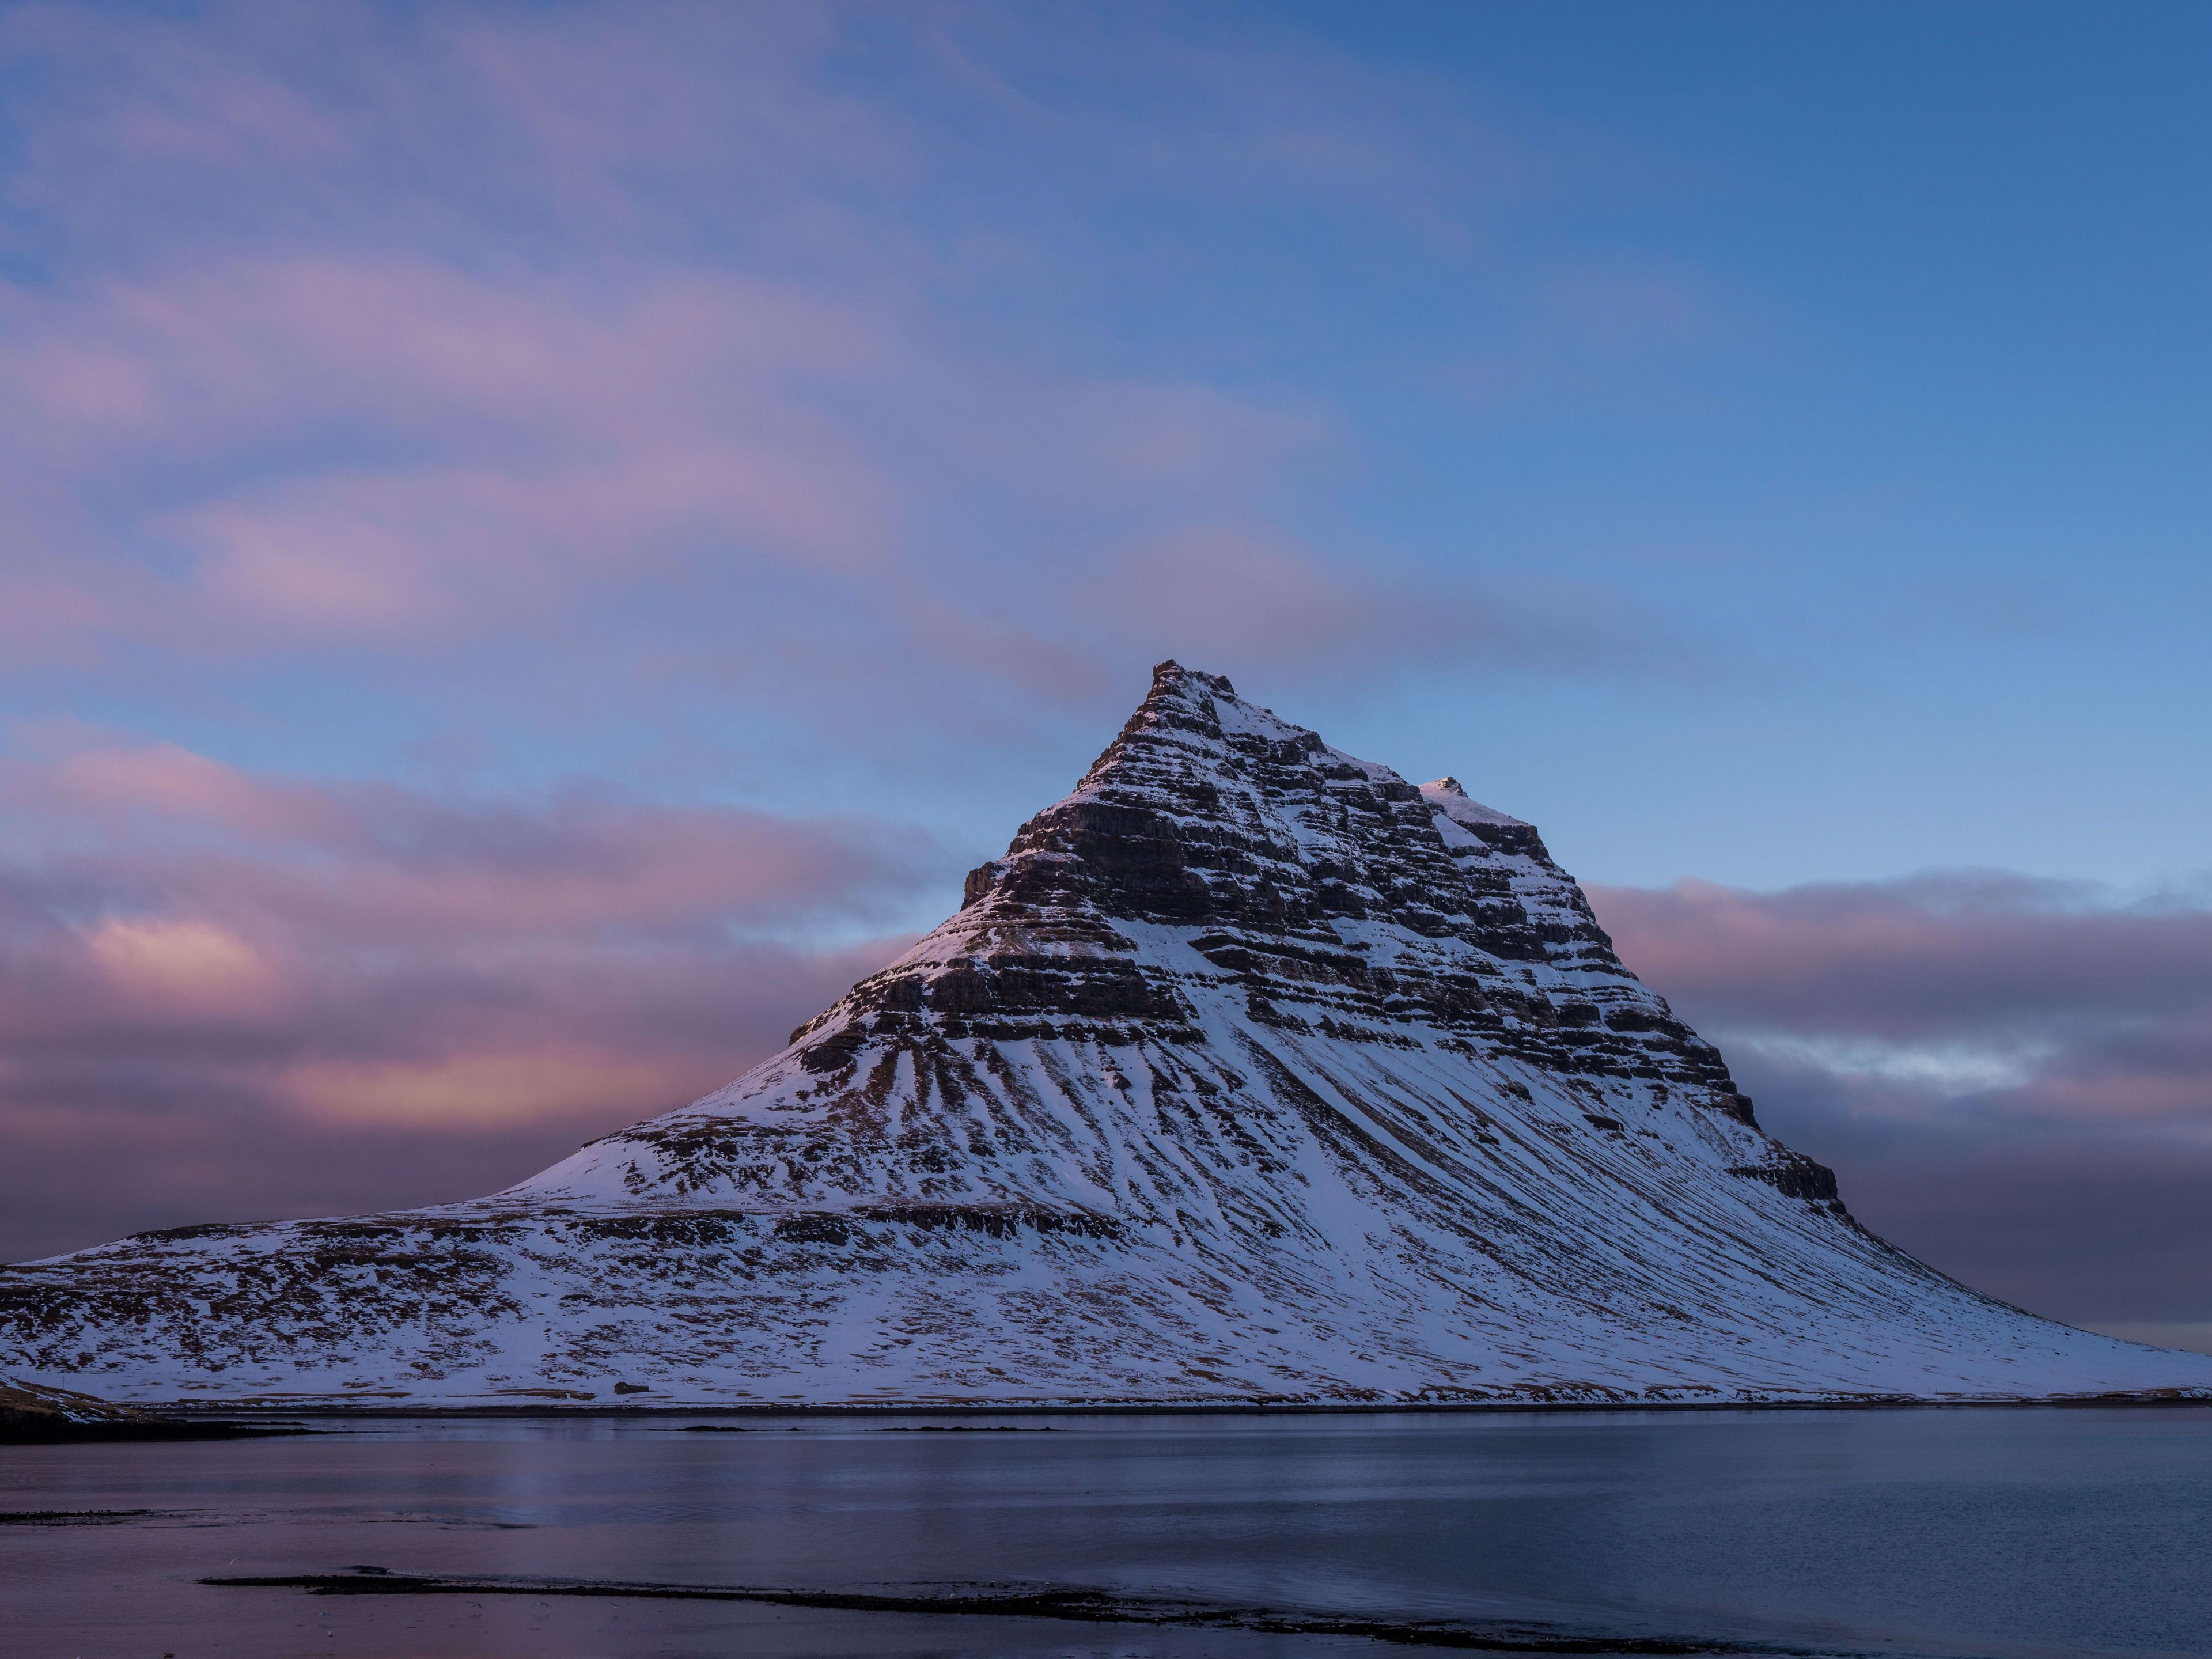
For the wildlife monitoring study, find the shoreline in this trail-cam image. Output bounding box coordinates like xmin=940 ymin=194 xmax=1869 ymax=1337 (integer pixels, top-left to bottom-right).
xmin=121 ymin=1389 xmax=2212 ymax=1422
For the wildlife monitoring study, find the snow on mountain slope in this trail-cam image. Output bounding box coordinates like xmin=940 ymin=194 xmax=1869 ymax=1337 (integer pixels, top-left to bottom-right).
xmin=3 ymin=662 xmax=2206 ymax=1407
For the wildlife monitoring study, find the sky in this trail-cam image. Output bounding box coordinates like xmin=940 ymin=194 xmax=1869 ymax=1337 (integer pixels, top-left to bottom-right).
xmin=1 ymin=1 xmax=2207 ymax=1353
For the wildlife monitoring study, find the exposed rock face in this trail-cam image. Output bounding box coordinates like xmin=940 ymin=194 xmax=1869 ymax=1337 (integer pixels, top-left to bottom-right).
xmin=3 ymin=662 xmax=2207 ymax=1406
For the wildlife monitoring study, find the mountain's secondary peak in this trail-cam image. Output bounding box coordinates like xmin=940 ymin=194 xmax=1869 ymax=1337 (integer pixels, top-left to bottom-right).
xmin=1421 ymin=775 xmax=1529 ymax=830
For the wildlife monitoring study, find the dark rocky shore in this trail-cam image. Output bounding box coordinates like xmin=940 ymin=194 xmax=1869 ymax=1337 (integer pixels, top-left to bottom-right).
xmin=0 ymin=1377 xmax=304 ymax=1443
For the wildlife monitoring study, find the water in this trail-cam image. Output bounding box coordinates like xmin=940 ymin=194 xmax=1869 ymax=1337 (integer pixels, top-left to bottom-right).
xmin=5 ymin=1408 xmax=2209 ymax=1658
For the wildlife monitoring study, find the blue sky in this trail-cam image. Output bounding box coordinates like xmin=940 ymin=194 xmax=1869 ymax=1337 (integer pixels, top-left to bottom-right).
xmin=4 ymin=0 xmax=2207 ymax=892
xmin=1 ymin=2 xmax=2206 ymax=1346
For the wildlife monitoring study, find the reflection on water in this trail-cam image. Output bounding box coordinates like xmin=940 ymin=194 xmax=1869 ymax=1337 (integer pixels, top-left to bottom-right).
xmin=5 ymin=1407 xmax=2210 ymax=1658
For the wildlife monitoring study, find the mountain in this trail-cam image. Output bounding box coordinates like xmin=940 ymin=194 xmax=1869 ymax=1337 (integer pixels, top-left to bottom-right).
xmin=4 ymin=662 xmax=2206 ymax=1407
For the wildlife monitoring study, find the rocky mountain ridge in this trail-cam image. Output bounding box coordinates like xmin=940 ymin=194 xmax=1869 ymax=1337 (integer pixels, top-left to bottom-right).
xmin=3 ymin=662 xmax=2206 ymax=1407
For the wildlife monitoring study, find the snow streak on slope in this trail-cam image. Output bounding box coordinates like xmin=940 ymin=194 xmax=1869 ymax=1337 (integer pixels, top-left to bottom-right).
xmin=3 ymin=663 xmax=2207 ymax=1407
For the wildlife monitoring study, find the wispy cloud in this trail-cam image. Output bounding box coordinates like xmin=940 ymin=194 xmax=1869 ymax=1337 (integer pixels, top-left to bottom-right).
xmin=0 ymin=0 xmax=1733 ymax=732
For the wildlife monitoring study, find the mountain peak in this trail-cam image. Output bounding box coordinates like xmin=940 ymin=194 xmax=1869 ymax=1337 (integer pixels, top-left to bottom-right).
xmin=1150 ymin=657 xmax=1234 ymax=697
xmin=8 ymin=666 xmax=2210 ymax=1408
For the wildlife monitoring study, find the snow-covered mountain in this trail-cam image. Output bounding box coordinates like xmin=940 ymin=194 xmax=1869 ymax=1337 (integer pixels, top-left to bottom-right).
xmin=5 ymin=662 xmax=2206 ymax=1407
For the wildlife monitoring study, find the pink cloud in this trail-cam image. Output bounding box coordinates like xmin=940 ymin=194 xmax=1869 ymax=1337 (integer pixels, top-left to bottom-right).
xmin=0 ymin=253 xmax=911 ymax=662
xmin=1586 ymin=874 xmax=2212 ymax=1338
xmin=1593 ymin=874 xmax=2212 ymax=1043
xmin=0 ymin=732 xmax=936 ymax=1259
xmin=83 ymin=915 xmax=290 ymax=1021
xmin=0 ymin=923 xmax=911 ymax=1262
xmin=10 ymin=733 xmax=940 ymax=935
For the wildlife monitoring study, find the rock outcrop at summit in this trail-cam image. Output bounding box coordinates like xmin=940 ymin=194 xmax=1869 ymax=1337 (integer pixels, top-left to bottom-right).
xmin=3 ymin=663 xmax=2207 ymax=1407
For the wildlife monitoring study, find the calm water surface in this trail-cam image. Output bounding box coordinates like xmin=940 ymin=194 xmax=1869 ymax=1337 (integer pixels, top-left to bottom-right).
xmin=4 ymin=1408 xmax=2209 ymax=1658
